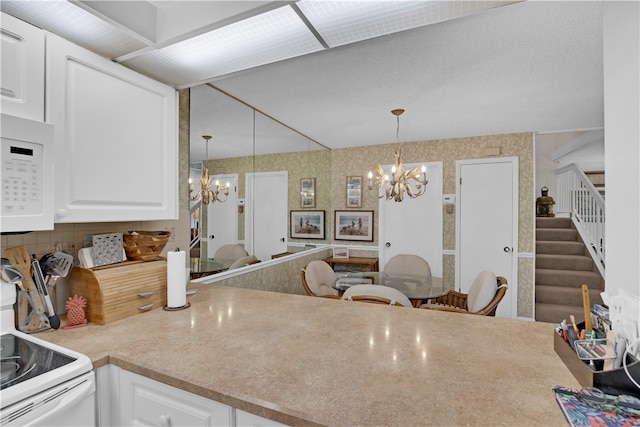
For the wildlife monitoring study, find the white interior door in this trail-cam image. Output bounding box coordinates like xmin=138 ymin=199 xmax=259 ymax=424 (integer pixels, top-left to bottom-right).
xmin=379 ymin=161 xmax=443 ymax=276
xmin=456 ymin=157 xmax=518 ymax=318
xmin=207 ymin=174 xmax=238 ymax=257
xmin=245 ymin=171 xmax=288 ymax=261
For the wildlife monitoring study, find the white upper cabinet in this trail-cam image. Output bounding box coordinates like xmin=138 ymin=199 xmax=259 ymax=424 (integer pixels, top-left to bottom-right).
xmin=46 ymin=32 xmax=178 ymax=223
xmin=1 ymin=12 xmax=45 ymax=122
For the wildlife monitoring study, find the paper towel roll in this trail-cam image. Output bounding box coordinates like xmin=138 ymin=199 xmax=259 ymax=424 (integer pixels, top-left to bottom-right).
xmin=167 ymin=250 xmax=187 ymax=308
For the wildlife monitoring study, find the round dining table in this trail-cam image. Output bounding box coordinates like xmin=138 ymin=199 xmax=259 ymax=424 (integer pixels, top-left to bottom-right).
xmin=333 ymin=272 xmax=448 ymax=307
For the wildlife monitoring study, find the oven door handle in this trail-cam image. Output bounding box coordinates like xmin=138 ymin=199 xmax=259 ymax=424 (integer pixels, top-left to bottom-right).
xmin=24 ymin=375 xmax=94 ymax=425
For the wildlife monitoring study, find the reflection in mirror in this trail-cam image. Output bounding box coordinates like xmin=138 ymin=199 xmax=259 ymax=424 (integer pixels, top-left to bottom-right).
xmin=189 ymin=84 xmax=330 ymax=277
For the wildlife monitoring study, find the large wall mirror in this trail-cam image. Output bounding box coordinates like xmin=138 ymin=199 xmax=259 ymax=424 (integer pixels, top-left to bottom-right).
xmin=189 ymin=84 xmax=330 ymax=274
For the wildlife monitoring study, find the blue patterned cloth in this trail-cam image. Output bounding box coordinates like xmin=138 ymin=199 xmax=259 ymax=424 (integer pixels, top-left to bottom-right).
xmin=554 ymin=385 xmax=640 ymax=426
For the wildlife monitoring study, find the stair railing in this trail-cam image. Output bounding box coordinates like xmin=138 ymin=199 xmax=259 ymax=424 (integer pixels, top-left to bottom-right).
xmin=556 ymin=163 xmax=605 ymax=274
xmin=189 ymin=200 xmax=202 ymax=252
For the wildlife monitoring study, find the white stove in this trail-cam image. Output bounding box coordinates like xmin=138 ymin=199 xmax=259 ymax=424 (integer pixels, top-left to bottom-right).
xmin=0 ymin=282 xmax=95 ymax=426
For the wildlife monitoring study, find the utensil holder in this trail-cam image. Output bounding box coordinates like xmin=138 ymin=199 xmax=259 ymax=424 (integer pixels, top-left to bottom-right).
xmin=16 ymin=289 xmax=51 ymax=333
xmin=554 ymin=323 xmax=640 ymax=397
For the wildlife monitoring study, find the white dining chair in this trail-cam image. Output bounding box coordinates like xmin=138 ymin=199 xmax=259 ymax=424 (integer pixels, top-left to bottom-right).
xmin=300 ymin=260 xmax=341 ymax=298
xmin=341 ymin=284 xmax=412 ymax=308
xmin=214 ymin=244 xmax=249 ymax=261
xmin=383 ymin=254 xmax=431 ymax=276
xmin=228 ymin=255 xmax=258 ymax=270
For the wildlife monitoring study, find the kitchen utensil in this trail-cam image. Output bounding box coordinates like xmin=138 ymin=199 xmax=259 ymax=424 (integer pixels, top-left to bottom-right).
xmin=1 ymin=258 xmax=24 ymax=289
xmin=32 ymin=259 xmax=60 ymax=329
xmin=4 ymin=246 xmax=50 ymax=330
xmin=40 ymin=252 xmax=74 ymax=288
xmin=91 ymin=233 xmax=124 ymax=266
xmin=582 ymin=284 xmax=593 ymax=332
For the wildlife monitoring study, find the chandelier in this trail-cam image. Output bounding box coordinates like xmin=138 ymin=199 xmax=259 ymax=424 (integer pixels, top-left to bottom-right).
xmin=189 ymin=135 xmax=229 ymax=205
xmin=368 ymin=109 xmax=428 ymax=202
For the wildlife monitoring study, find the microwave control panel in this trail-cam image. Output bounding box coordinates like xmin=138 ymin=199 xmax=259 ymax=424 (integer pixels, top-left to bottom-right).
xmin=0 ymin=114 xmax=53 ymax=233
xmin=1 ymin=139 xmax=44 ymax=218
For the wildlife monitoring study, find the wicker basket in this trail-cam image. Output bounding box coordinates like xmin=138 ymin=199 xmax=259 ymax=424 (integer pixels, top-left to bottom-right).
xmin=123 ymin=231 xmax=171 ymax=261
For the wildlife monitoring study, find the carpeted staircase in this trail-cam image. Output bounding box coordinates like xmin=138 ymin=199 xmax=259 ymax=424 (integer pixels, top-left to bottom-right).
xmin=535 ymin=217 xmax=604 ymax=324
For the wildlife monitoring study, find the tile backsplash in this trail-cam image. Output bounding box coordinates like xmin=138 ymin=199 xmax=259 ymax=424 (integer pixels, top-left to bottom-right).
xmin=1 ymin=211 xmax=190 ymax=314
xmin=1 ymin=215 xmax=189 ymax=262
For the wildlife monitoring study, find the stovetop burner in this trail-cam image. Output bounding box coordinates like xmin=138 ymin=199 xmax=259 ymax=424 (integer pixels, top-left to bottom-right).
xmin=0 ymin=334 xmax=76 ymax=390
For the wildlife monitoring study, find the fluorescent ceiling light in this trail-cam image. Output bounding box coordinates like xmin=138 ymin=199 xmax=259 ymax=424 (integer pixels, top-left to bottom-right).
xmin=297 ymin=0 xmax=519 ymax=48
xmin=0 ymin=0 xmax=147 ymax=58
xmin=123 ymin=6 xmax=324 ymax=87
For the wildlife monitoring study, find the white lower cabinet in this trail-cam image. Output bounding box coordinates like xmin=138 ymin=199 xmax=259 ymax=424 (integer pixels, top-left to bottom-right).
xmin=235 ymin=409 xmax=288 ymax=427
xmin=97 ymin=365 xmax=288 ymax=427
xmin=118 ymin=368 xmax=232 ymax=427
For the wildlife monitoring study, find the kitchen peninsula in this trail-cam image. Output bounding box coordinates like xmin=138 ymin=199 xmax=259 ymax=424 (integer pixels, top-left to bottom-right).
xmin=36 ymin=284 xmax=577 ymax=426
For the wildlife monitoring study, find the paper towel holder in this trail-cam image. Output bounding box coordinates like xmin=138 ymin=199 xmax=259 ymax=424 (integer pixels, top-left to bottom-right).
xmin=163 ymin=247 xmax=191 ymax=311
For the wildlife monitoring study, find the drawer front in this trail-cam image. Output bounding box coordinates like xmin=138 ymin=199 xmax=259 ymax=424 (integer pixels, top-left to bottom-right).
xmin=119 ymin=370 xmax=232 ymax=427
xmin=103 ymin=290 xmax=167 ymax=324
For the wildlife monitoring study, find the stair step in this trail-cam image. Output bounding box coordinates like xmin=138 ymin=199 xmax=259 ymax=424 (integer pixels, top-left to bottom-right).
xmin=535 ymin=269 xmax=604 ymax=288
xmin=535 ymin=254 xmax=594 ymax=271
xmin=535 ymin=284 xmax=603 ymax=306
xmin=535 ymin=302 xmax=588 ymax=324
xmin=536 ymin=228 xmax=578 ymax=242
xmin=536 ymin=217 xmax=572 ymax=229
xmin=536 ymin=241 xmax=586 ymax=255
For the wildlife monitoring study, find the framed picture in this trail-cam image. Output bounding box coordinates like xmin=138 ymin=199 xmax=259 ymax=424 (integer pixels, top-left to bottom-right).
xmin=346 ymin=176 xmax=362 ymax=208
xmin=291 ymin=210 xmax=325 ymax=239
xmin=301 ymin=178 xmax=316 ymax=208
xmin=334 ymin=210 xmax=374 ymax=241
xmin=332 ymin=246 xmax=349 ymax=259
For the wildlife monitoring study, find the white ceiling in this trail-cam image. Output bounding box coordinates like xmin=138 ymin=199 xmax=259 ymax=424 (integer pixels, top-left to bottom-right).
xmin=1 ymin=1 xmax=604 ymax=163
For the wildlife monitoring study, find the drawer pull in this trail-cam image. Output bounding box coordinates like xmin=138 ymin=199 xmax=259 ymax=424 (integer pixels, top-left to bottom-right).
xmin=138 ymin=290 xmax=154 ymax=298
xmin=138 ymin=303 xmax=154 ymax=311
xmin=158 ymin=414 xmax=171 ymax=427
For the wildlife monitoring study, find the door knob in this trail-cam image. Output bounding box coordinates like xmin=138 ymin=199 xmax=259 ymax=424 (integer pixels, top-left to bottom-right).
xmin=280 ymin=237 xmax=285 ymax=242
xmin=385 ymin=242 xmax=391 ymax=247
xmin=210 ymin=235 xmax=215 ymax=239
xmin=503 ymin=247 xmax=512 ymax=253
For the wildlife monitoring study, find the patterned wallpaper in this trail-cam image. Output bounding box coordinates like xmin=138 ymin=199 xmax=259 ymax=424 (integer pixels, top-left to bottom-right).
xmin=202 ymin=131 xmax=535 ymax=317
xmin=205 ymin=150 xmax=332 ymax=246
xmin=331 ymin=132 xmax=535 ymax=317
xmin=330 ymin=133 xmax=534 ymax=252
xmin=1 ymin=86 xmax=535 ymax=318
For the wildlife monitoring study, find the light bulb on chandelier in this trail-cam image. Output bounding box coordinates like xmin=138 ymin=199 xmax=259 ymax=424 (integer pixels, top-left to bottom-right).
xmin=368 ymin=109 xmax=428 ymax=202
xmin=190 ymin=135 xmax=230 ymax=205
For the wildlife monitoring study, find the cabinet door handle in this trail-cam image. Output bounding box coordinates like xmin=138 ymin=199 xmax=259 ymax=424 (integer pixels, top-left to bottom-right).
xmin=138 ymin=290 xmax=154 ymax=298
xmin=138 ymin=303 xmax=154 ymax=311
xmin=158 ymin=414 xmax=171 ymax=427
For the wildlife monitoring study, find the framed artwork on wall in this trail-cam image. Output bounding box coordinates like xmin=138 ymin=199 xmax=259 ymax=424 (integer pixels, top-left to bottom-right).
xmin=332 ymin=246 xmax=349 ymax=259
xmin=291 ymin=210 xmax=325 ymax=239
xmin=334 ymin=210 xmax=374 ymax=241
xmin=301 ymin=178 xmax=316 ymax=208
xmin=346 ymin=176 xmax=362 ymax=208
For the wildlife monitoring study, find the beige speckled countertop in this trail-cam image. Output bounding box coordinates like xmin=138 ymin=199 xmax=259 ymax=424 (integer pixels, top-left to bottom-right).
xmin=35 ymin=283 xmax=578 ymax=426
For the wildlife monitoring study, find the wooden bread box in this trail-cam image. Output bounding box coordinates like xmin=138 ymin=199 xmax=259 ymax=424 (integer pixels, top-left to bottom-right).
xmin=68 ymin=259 xmax=167 ymax=325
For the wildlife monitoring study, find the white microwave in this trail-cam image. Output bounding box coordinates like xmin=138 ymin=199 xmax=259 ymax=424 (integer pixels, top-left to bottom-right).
xmin=1 ymin=114 xmax=54 ymax=233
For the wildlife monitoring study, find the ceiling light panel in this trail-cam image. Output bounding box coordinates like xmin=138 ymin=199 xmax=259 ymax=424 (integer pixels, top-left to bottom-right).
xmin=0 ymin=0 xmax=148 ymax=59
xmin=123 ymin=6 xmax=324 ymax=88
xmin=296 ymin=0 xmax=518 ymax=48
